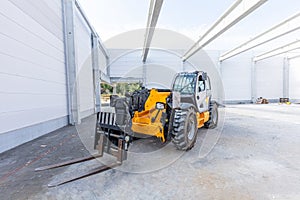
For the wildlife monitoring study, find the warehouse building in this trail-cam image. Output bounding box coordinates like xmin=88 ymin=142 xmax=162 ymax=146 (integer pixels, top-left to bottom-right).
xmin=1 ymin=0 xmax=299 ymax=153
xmin=0 ymin=0 xmax=300 ymax=199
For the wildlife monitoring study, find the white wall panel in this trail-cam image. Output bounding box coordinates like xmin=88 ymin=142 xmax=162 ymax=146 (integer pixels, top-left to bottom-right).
xmin=0 ymin=1 xmax=63 ymax=53
xmin=289 ymin=57 xmax=300 ymax=100
xmin=109 ymin=49 xmax=223 ymax=101
xmin=109 ymin=49 xmax=143 ymax=79
xmin=0 ymin=0 xmax=67 ymax=152
xmin=43 ymin=0 xmax=62 ymax=12
xmin=146 ymin=50 xmax=183 ymax=88
xmin=255 ymin=57 xmax=283 ymax=99
xmin=110 ymin=48 xmax=289 ymax=103
xmin=0 ymin=0 xmax=104 ymax=152
xmin=109 ymin=49 xmax=187 ymax=84
xmin=8 ymin=0 xmax=63 ymax=41
xmin=74 ymin=7 xmax=94 ymax=118
xmin=221 ymin=52 xmax=252 ymax=101
xmin=98 ymin=46 xmax=108 ymax=74
xmin=0 ymin=15 xmax=64 ymax=62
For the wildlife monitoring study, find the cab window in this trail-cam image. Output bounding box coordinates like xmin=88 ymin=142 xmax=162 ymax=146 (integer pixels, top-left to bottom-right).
xmin=198 ymin=75 xmax=205 ymax=92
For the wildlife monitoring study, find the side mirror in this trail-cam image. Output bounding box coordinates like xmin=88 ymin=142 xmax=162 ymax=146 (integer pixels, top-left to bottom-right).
xmin=156 ymin=102 xmax=165 ymax=110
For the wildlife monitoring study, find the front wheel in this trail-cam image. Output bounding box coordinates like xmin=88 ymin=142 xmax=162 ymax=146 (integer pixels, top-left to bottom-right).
xmin=204 ymin=101 xmax=218 ymax=129
xmin=171 ymin=108 xmax=198 ymax=151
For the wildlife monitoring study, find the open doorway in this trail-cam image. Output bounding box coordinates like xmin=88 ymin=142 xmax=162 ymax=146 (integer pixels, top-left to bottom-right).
xmin=101 ymin=82 xmax=143 ymax=106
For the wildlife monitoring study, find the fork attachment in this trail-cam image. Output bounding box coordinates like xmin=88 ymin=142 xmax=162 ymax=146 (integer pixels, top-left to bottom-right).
xmin=35 ymin=110 xmax=131 ymax=187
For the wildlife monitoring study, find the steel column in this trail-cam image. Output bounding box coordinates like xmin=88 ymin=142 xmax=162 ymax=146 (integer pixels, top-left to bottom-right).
xmin=106 ymin=56 xmax=111 ymax=78
xmin=92 ymin=34 xmax=101 ymax=113
xmin=251 ymin=58 xmax=257 ymax=103
xmin=283 ymin=57 xmax=289 ymax=98
xmin=217 ymin=51 xmax=222 ymax=77
xmin=62 ymin=0 xmax=81 ymax=125
xmin=143 ymin=63 xmax=147 ymax=86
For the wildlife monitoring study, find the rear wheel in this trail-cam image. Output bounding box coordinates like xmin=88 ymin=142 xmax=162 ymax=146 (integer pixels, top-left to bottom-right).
xmin=204 ymin=101 xmax=218 ymax=129
xmin=171 ymin=108 xmax=198 ymax=151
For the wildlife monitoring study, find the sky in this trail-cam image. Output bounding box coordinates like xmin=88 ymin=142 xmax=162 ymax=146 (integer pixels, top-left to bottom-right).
xmin=77 ymin=0 xmax=300 ymax=51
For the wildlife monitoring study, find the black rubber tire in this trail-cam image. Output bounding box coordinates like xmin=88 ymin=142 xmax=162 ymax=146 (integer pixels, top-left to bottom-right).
xmin=171 ymin=108 xmax=198 ymax=151
xmin=204 ymin=101 xmax=218 ymax=129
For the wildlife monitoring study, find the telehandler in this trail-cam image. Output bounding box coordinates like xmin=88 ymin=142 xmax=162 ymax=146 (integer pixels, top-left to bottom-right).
xmin=36 ymin=71 xmax=218 ymax=187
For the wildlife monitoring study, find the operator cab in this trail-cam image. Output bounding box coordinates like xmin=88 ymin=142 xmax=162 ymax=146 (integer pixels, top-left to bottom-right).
xmin=172 ymin=71 xmax=211 ymax=112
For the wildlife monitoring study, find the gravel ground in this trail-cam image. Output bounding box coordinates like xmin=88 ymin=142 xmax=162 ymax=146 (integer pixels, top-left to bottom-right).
xmin=0 ymin=104 xmax=299 ymax=200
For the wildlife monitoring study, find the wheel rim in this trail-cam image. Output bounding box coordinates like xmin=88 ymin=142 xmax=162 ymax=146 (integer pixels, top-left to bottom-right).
xmin=212 ymin=107 xmax=217 ymax=124
xmin=187 ymin=116 xmax=195 ymax=140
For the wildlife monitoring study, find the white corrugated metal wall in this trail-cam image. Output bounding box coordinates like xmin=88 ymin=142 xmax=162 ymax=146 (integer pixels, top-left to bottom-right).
xmin=255 ymin=57 xmax=284 ymax=100
xmin=221 ymin=52 xmax=253 ymax=102
xmin=109 ymin=49 xmax=144 ymax=80
xmin=0 ymin=0 xmax=67 ymax=152
xmin=108 ymin=49 xmax=224 ymax=101
xmin=0 ymin=0 xmax=298 ymax=153
xmin=108 ymin=48 xmax=294 ymax=103
xmin=145 ymin=49 xmax=183 ymax=88
xmin=289 ymin=57 xmax=300 ymax=101
xmin=74 ymin=7 xmax=95 ymax=118
xmin=0 ymin=0 xmax=108 ymax=153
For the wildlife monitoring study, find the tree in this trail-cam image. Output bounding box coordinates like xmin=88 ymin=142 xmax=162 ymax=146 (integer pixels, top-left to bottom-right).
xmin=101 ymin=82 xmax=142 ymax=96
xmin=100 ymin=83 xmax=113 ymax=94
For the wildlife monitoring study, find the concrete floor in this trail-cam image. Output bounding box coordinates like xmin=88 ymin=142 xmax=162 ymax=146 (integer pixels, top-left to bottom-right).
xmin=0 ymin=104 xmax=300 ymax=200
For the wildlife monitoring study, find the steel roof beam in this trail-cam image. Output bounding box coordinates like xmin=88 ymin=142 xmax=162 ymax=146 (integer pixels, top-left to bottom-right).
xmin=220 ymin=12 xmax=300 ymax=62
xmin=254 ymin=40 xmax=300 ymax=62
xmin=287 ymin=52 xmax=300 ymax=60
xmin=182 ymin=0 xmax=267 ymax=62
xmin=142 ymin=0 xmax=164 ymax=63
xmin=75 ymin=0 xmax=109 ymax=59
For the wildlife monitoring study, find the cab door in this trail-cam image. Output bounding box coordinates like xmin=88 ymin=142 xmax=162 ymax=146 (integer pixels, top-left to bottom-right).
xmin=195 ymin=73 xmax=209 ymax=113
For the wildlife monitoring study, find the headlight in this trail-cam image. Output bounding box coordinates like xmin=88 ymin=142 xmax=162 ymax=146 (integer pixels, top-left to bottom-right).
xmin=156 ymin=102 xmax=165 ymax=110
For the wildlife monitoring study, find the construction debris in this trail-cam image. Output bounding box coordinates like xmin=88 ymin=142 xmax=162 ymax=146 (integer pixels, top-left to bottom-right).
xmin=279 ymin=98 xmax=289 ymax=103
xmin=279 ymin=98 xmax=291 ymax=105
xmin=256 ymin=97 xmax=269 ymax=104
